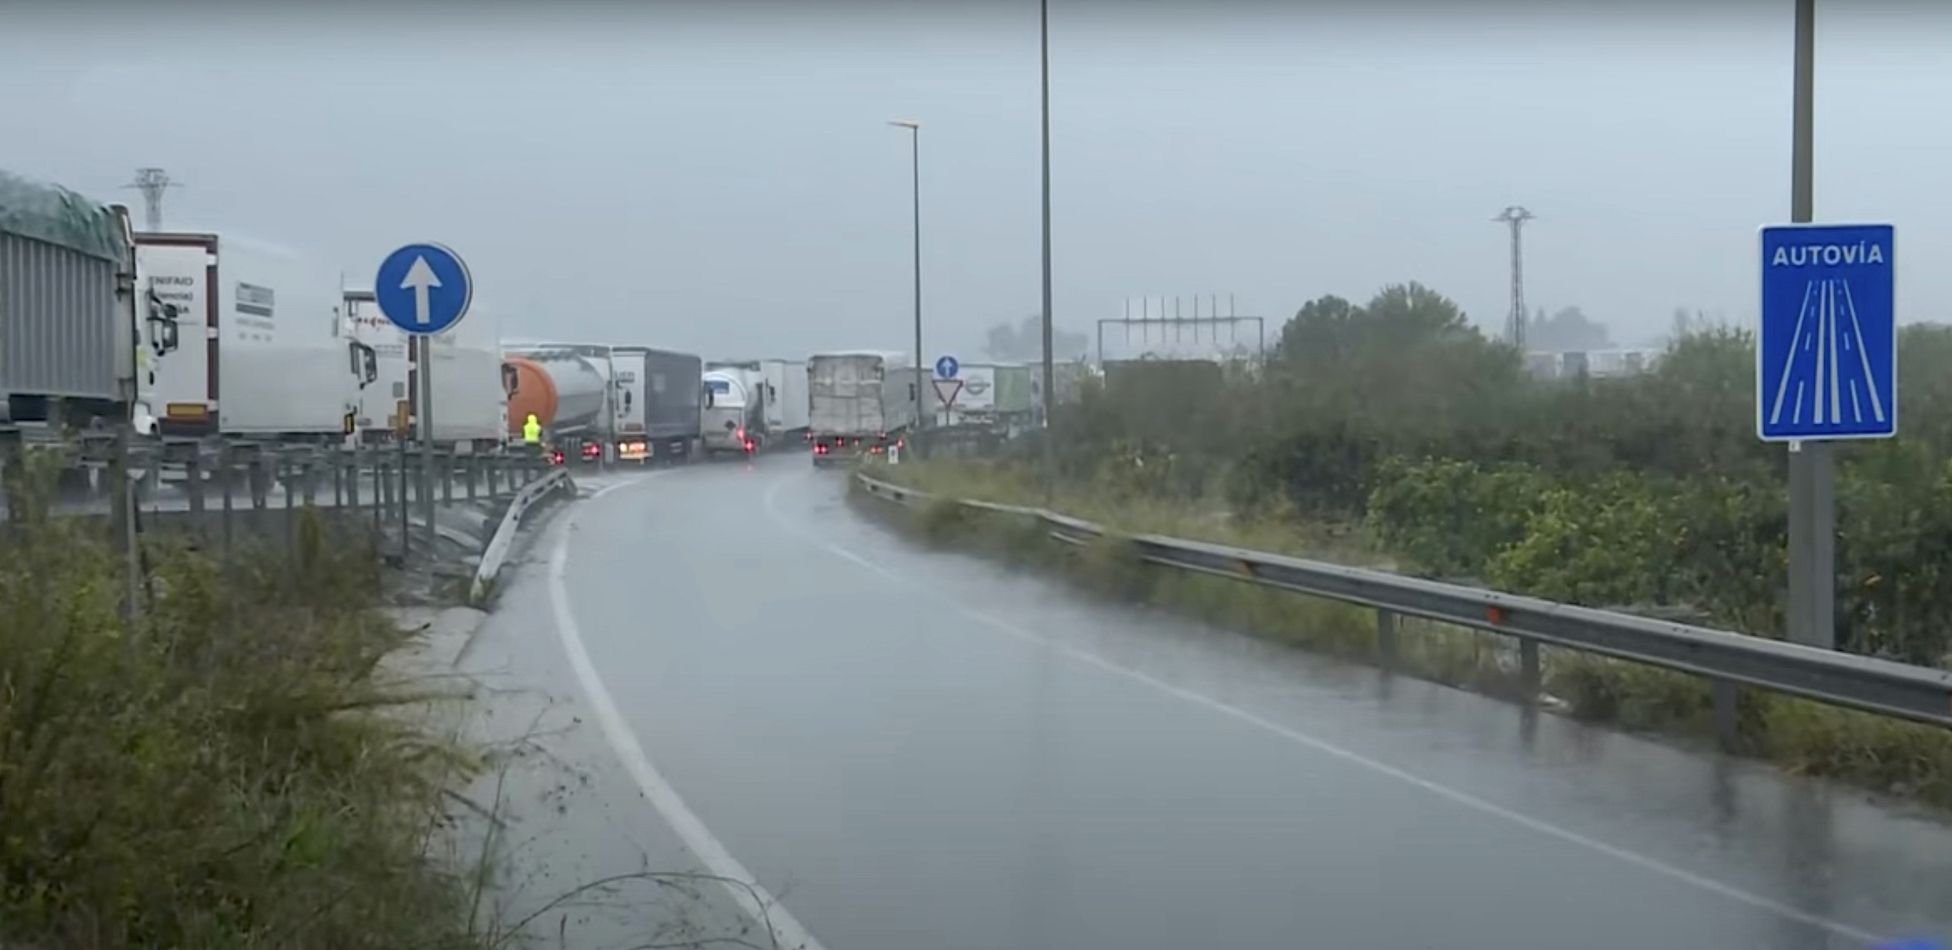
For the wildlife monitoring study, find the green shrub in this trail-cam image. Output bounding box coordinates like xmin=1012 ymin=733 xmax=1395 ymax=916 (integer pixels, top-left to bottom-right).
xmin=0 ymin=461 xmax=485 ymax=949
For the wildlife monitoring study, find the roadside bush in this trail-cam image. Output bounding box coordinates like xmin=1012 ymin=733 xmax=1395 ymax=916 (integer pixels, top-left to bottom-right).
xmin=0 ymin=460 xmax=484 ymax=949
xmin=1364 ymin=457 xmax=1550 ymax=579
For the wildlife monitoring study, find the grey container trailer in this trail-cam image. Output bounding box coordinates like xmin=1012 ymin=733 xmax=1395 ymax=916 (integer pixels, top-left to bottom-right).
xmin=0 ymin=169 xmax=141 ymax=427
xmin=613 ymin=345 xmax=701 ymax=463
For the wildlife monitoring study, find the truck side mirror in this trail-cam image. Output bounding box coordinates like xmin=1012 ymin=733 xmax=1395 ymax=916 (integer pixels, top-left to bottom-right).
xmin=350 ymin=342 xmax=379 ymax=387
xmin=145 ymin=292 xmax=181 ymax=355
xmin=501 ymin=363 xmax=519 ymax=397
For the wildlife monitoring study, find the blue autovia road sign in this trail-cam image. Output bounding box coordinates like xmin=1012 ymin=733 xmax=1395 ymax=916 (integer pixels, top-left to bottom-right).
xmin=1758 ymin=223 xmax=1896 ymax=441
xmin=935 ymin=354 xmax=959 ymax=379
xmin=374 ymin=243 xmax=472 ymax=335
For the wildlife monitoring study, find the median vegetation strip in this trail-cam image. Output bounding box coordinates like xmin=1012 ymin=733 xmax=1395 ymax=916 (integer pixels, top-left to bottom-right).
xmin=864 ymin=281 xmax=1952 ymax=810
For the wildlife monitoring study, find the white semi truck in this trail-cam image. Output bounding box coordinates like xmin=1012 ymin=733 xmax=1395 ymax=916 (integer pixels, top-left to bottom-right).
xmin=701 ymin=367 xmax=763 ymax=455
xmin=342 ymin=289 xmax=410 ymax=437
xmin=133 ymin=231 xmax=372 ymax=441
xmin=807 ymin=350 xmax=919 ymax=466
xmin=343 ymin=289 xmax=507 ymax=452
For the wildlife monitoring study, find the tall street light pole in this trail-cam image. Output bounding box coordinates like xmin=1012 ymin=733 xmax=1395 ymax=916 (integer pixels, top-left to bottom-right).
xmin=1785 ymin=0 xmax=1833 ymax=649
xmin=1038 ymin=0 xmax=1056 ymax=499
xmin=890 ymin=120 xmax=925 ymax=445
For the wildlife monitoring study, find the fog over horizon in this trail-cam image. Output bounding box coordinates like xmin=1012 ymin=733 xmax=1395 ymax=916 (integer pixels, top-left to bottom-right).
xmin=4 ymin=1 xmax=1949 ymax=361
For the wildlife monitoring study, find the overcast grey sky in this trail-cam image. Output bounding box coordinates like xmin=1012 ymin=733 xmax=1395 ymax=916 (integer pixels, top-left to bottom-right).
xmin=3 ymin=1 xmax=1949 ymax=360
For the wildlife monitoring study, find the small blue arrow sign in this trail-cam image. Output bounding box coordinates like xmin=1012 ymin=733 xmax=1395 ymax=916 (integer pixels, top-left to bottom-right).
xmin=935 ymin=355 xmax=959 ymax=379
xmin=374 ymin=243 xmax=472 ymax=335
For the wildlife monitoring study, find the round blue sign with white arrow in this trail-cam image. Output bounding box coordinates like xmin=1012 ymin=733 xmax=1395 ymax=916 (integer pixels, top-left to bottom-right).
xmin=374 ymin=242 xmax=472 ymax=335
xmin=934 ymin=355 xmax=959 ymax=379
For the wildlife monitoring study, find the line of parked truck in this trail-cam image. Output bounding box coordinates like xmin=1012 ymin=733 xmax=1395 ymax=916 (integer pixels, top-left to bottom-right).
xmin=0 ymin=166 xmax=1080 ymax=469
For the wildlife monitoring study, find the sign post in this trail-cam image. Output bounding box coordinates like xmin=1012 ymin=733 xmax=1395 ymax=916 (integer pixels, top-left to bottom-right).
xmin=373 ymin=242 xmax=472 ymax=557
xmin=1758 ymin=222 xmax=1896 ymax=651
xmin=933 ymin=355 xmax=960 ymax=428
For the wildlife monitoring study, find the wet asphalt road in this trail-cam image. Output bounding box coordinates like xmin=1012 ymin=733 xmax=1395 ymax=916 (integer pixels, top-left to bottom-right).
xmin=543 ymin=453 xmax=1952 ymax=950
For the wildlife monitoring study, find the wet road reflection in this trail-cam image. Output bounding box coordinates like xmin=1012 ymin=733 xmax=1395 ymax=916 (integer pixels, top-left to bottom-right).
xmin=554 ymin=456 xmax=1952 ymax=950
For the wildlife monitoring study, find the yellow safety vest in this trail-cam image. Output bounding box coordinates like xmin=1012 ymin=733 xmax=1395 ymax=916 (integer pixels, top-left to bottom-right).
xmin=522 ymin=415 xmax=542 ymax=444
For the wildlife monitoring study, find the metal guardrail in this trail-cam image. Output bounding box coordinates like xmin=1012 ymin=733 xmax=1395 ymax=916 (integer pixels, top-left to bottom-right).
xmin=0 ymin=435 xmax=556 ymax=562
xmin=471 ymin=467 xmax=574 ymax=604
xmin=854 ymin=472 xmax=1952 ymax=737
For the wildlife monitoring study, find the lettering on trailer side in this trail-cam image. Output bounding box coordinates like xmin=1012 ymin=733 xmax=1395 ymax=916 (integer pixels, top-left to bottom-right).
xmin=234 ymin=282 xmax=277 ymax=341
xmin=147 ymin=275 xmax=198 ymax=308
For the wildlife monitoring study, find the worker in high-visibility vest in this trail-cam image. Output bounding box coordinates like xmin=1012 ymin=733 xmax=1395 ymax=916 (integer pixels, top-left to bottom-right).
xmin=522 ymin=413 xmax=542 ymax=447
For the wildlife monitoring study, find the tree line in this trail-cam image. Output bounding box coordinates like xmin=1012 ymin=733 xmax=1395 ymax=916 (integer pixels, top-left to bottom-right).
xmin=1045 ymin=281 xmax=1952 ymax=666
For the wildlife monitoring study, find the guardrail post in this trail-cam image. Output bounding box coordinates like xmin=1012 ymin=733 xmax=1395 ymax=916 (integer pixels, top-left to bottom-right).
xmin=380 ymin=459 xmax=394 ymax=523
xmin=372 ymin=454 xmax=386 ymax=532
xmin=184 ymin=453 xmax=204 ymax=518
xmin=218 ymin=446 xmax=235 ymax=565
xmin=280 ymin=458 xmax=296 ymax=563
xmin=487 ymin=458 xmax=501 ymax=499
xmin=466 ymin=455 xmax=479 ymax=501
xmin=302 ymin=456 xmax=318 ymax=507
xmin=396 ymin=440 xmax=410 ymax=553
xmin=249 ymin=453 xmax=269 ymax=510
xmin=333 ymin=453 xmax=345 ymax=507
xmin=1376 ymin=608 xmax=1398 ymax=671
xmin=346 ymin=448 xmax=360 ymax=510
xmin=1519 ymin=639 xmax=1542 ymax=701
xmin=442 ymin=451 xmax=454 ymax=504
xmin=1713 ymin=680 xmax=1740 ymax=752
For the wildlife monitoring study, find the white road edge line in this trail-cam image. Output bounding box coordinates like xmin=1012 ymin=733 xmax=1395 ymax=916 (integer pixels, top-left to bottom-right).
xmin=766 ymin=469 xmax=1884 ymax=947
xmin=549 ymin=471 xmax=827 ymax=950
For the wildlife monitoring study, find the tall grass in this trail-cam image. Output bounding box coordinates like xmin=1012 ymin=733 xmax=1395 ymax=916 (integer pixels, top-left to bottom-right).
xmin=0 ymin=455 xmax=487 ymax=949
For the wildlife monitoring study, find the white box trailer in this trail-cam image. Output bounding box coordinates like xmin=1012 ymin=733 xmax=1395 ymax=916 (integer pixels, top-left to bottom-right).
xmin=343 ymin=291 xmax=507 ymax=451
xmin=808 ymin=350 xmax=918 ymax=465
xmin=422 ymin=311 xmax=509 ymax=451
xmin=762 ymin=358 xmax=809 ymax=436
xmin=614 ymin=346 xmax=702 ymax=463
xmin=134 ymin=232 xmax=366 ymax=440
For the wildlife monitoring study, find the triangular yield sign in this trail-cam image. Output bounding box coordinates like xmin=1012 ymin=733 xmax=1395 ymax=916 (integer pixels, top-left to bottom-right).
xmin=931 ymin=377 xmax=964 ymax=408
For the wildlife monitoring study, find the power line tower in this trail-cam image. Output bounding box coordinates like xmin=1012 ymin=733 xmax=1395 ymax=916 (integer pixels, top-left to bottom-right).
xmin=1492 ymin=205 xmax=1535 ymax=350
xmin=123 ymin=168 xmax=182 ymax=231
